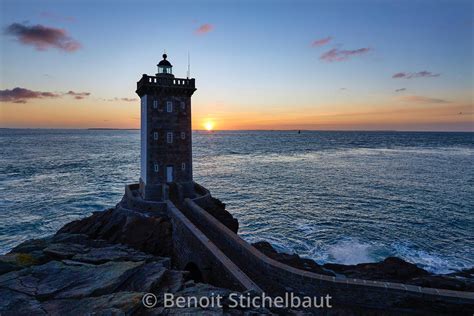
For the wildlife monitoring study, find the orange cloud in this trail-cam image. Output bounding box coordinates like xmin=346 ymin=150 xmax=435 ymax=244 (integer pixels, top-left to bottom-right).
xmin=311 ymin=36 xmax=332 ymax=47
xmin=194 ymin=23 xmax=214 ymax=35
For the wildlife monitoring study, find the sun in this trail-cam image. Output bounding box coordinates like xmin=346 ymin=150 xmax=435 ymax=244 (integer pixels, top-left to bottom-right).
xmin=204 ymin=121 xmax=214 ymax=131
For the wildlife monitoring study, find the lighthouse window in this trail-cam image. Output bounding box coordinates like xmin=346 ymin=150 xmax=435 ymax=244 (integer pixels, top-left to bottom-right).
xmin=180 ymin=101 xmax=185 ymax=110
xmin=153 ymin=132 xmax=158 ymax=140
xmin=167 ymin=132 xmax=173 ymax=143
xmin=181 ymin=132 xmax=185 ymax=140
xmin=154 ymin=163 xmax=159 ymax=172
xmin=167 ymin=101 xmax=173 ymax=112
xmin=153 ymin=100 xmax=158 ymax=109
xmin=181 ymin=162 xmax=186 ymax=171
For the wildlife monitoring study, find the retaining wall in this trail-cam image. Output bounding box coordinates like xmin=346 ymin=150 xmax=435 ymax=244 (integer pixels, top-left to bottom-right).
xmin=167 ymin=201 xmax=262 ymax=293
xmin=184 ymin=198 xmax=474 ymax=314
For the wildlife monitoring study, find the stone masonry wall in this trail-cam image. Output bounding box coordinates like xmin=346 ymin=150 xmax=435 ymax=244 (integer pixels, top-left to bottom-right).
xmin=183 ymin=198 xmax=474 ymax=314
xmin=167 ymin=201 xmax=261 ymax=293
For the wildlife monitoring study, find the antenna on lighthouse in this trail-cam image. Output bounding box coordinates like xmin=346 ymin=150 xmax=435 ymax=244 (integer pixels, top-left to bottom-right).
xmin=187 ymin=52 xmax=191 ymax=79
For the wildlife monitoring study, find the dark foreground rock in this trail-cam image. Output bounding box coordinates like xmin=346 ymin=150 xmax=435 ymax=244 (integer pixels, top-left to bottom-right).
xmin=0 ymin=233 xmax=271 ymax=315
xmin=324 ymin=258 xmax=474 ymax=291
xmin=253 ymin=241 xmax=474 ymax=292
xmin=58 ymin=206 xmax=173 ymax=257
xmin=2 ymin=202 xmax=472 ymax=315
xmin=323 ymin=257 xmax=430 ymax=281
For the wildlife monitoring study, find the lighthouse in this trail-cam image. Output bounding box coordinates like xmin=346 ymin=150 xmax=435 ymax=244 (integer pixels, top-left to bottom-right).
xmin=136 ymin=54 xmax=196 ymax=201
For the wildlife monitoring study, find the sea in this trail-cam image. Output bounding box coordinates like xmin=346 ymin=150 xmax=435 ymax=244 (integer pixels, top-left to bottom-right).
xmin=0 ymin=129 xmax=473 ymax=274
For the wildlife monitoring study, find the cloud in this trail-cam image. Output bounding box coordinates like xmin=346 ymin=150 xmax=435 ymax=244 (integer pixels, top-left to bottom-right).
xmin=398 ymin=95 xmax=449 ymax=104
xmin=395 ymin=88 xmax=407 ymax=92
xmin=0 ymin=87 xmax=60 ymax=103
xmin=392 ymin=71 xmax=440 ymax=79
xmin=194 ymin=23 xmax=214 ymax=35
xmin=40 ymin=12 xmax=75 ymax=23
xmin=106 ymin=97 xmax=138 ymax=102
xmin=320 ymin=47 xmax=371 ymax=62
xmin=312 ymin=36 xmax=332 ymax=47
xmin=65 ymin=91 xmax=90 ymax=99
xmin=121 ymin=97 xmax=137 ymax=102
xmin=4 ymin=22 xmax=81 ymax=52
xmin=0 ymin=87 xmax=91 ymax=103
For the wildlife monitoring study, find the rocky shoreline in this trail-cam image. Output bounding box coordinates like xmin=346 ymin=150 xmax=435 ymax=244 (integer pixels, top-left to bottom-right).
xmin=1 ymin=197 xmax=472 ymax=314
xmin=253 ymin=241 xmax=474 ymax=292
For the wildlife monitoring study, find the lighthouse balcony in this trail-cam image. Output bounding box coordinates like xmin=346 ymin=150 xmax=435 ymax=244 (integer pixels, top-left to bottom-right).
xmin=137 ymin=74 xmax=195 ymax=90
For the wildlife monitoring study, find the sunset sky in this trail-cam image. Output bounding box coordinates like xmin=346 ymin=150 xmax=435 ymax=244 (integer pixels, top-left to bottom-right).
xmin=0 ymin=0 xmax=472 ymax=131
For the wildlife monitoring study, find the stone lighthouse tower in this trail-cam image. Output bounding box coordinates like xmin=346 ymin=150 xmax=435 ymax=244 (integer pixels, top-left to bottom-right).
xmin=136 ymin=54 xmax=196 ymax=201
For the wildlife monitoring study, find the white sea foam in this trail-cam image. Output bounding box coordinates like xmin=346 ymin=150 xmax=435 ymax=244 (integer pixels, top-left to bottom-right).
xmin=391 ymin=243 xmax=471 ymax=274
xmin=325 ymin=238 xmax=376 ymax=265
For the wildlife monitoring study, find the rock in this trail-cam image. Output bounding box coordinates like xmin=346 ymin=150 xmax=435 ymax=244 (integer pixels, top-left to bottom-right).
xmin=202 ymin=197 xmax=239 ymax=233
xmin=0 ymin=260 xmax=144 ymax=299
xmin=43 ymin=242 xmax=88 ymax=259
xmin=409 ymin=275 xmax=474 ymax=292
xmin=0 ymin=288 xmax=45 ymax=315
xmin=323 ymin=257 xmax=430 ymax=282
xmin=117 ymin=262 xmax=168 ymax=292
xmin=161 ymin=282 xmax=274 ymax=315
xmin=41 ymin=292 xmax=144 ymax=315
xmin=10 ymin=237 xmax=52 ymax=254
xmin=0 ymin=231 xmax=269 ymax=315
xmin=0 ymin=252 xmax=45 ymax=274
xmin=157 ymin=270 xmax=187 ymax=294
xmin=71 ymin=244 xmax=153 ymax=264
xmin=449 ymin=267 xmax=474 ymax=278
xmin=252 ymin=241 xmax=335 ymax=276
xmin=58 ymin=207 xmax=173 ymax=257
xmin=252 ymin=241 xmax=474 ymax=293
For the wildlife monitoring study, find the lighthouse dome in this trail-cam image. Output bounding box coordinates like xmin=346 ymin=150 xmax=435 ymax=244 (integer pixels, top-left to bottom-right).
xmin=157 ymin=54 xmax=173 ymax=76
xmin=157 ymin=54 xmax=172 ymax=67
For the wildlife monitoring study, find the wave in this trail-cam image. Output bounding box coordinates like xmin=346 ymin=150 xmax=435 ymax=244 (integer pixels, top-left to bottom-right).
xmin=291 ymin=236 xmax=472 ymax=274
xmin=325 ymin=238 xmax=375 ymax=265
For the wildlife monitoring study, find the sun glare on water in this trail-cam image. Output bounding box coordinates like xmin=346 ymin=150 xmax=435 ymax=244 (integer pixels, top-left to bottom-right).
xmin=204 ymin=121 xmax=214 ymax=131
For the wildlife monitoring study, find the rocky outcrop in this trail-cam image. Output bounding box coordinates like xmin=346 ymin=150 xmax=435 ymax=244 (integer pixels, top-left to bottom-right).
xmin=323 ymin=257 xmax=429 ymax=281
xmin=2 ymin=200 xmax=472 ymax=314
xmin=253 ymin=241 xmax=474 ymax=292
xmin=323 ymin=258 xmax=474 ymax=291
xmin=252 ymin=241 xmax=335 ymax=276
xmin=201 ymin=197 xmax=239 ymax=234
xmin=58 ymin=206 xmax=173 ymax=257
xmin=0 ymin=233 xmax=270 ymax=315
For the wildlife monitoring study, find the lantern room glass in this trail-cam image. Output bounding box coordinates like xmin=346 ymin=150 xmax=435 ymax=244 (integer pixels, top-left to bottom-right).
xmin=158 ymin=66 xmax=172 ymax=74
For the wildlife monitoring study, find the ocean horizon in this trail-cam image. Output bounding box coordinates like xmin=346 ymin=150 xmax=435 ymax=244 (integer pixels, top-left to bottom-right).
xmin=1 ymin=129 xmax=473 ymax=274
xmin=1 ymin=128 xmax=473 ymax=132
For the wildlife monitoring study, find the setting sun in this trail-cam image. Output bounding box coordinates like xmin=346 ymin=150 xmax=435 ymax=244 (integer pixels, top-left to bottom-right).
xmin=204 ymin=121 xmax=214 ymax=131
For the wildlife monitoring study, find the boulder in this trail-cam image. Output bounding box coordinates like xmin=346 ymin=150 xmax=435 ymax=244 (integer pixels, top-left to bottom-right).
xmin=202 ymin=197 xmax=239 ymax=233
xmin=58 ymin=207 xmax=173 ymax=257
xmin=323 ymin=257 xmax=430 ymax=281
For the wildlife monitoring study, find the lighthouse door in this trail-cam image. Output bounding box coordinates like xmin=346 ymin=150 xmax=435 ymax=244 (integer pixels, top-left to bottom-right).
xmin=166 ymin=166 xmax=174 ymax=183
